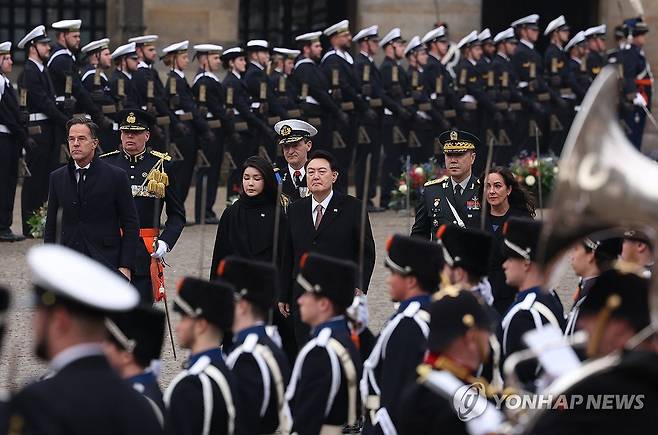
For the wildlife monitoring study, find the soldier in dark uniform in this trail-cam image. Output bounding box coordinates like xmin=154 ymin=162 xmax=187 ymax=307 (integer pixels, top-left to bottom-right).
xmin=0 ymin=285 xmax=9 ymax=433
xmin=421 ymin=26 xmax=458 ymax=154
xmin=565 ymin=31 xmax=592 ymax=106
xmin=17 ymin=25 xmax=69 ymax=238
xmin=411 ymin=129 xmax=482 ymax=239
xmin=47 ymin=20 xmax=110 ymax=131
xmin=285 ymin=253 xmax=363 ymax=435
xmin=244 ymin=39 xmax=286 ymax=161
xmin=129 ymin=34 xmax=178 ymax=153
xmin=104 ymin=304 xmax=167 ymax=425
xmin=405 ymin=36 xmax=436 ymax=164
xmin=585 ymin=24 xmax=608 ymax=80
xmin=543 ymin=15 xmax=572 ymax=155
xmin=399 ymin=288 xmax=504 ymax=435
xmin=322 ymin=20 xmax=375 ymax=193
xmin=217 ymin=257 xmax=292 ymax=435
xmin=353 ymin=25 xmax=385 ymax=211
xmin=492 ymin=28 xmax=522 ymax=166
xmin=530 ymin=269 xmax=658 ymax=435
xmin=621 ymin=18 xmax=653 ymax=150
xmin=192 ymin=44 xmax=230 ymax=224
xmin=269 ymin=47 xmax=302 ymax=118
xmin=361 ymin=235 xmax=443 ymax=435
xmin=477 ymin=28 xmax=504 ymax=154
xmin=379 ymin=27 xmax=415 ymax=210
xmin=164 ymin=277 xmax=242 ymax=435
xmin=222 ymin=46 xmax=267 ymax=200
xmin=10 ymin=244 xmax=162 ymax=435
xmin=510 ymin=14 xmax=549 ymax=154
xmin=0 ymin=41 xmax=27 ymax=241
xmin=100 ymin=109 xmax=185 ymax=302
xmin=162 ymin=41 xmax=214 ymax=212
xmin=80 ymin=38 xmax=119 ymax=152
xmin=108 ymin=42 xmax=141 ymax=111
xmin=292 ymin=31 xmax=346 ymax=158
xmin=499 ymin=217 xmax=565 ymax=388
xmin=455 ymin=31 xmax=500 ymax=175
xmin=273 ymin=119 xmax=316 ymax=201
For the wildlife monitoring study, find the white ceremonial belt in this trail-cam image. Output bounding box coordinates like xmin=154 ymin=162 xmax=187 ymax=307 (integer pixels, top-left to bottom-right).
xmin=29 ymin=113 xmax=49 ymax=121
xmin=305 ymin=96 xmax=320 ymax=105
xmin=0 ymin=124 xmax=10 ymax=134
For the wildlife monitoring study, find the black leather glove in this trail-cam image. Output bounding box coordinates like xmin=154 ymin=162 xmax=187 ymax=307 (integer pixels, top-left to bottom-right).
xmin=550 ymin=75 xmax=562 ymax=88
xmin=150 ymin=125 xmax=164 ymax=142
xmin=100 ymin=116 xmax=114 ymax=130
xmin=555 ymin=97 xmax=569 ymax=110
xmin=531 ymin=101 xmax=545 ymax=116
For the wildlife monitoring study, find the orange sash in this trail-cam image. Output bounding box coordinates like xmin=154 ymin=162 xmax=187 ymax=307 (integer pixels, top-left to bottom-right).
xmin=140 ymin=228 xmax=165 ymax=301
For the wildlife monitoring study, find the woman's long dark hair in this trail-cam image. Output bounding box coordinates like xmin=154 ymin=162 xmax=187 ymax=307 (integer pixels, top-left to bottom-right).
xmin=480 ymin=167 xmax=536 ymax=217
xmin=241 ymin=155 xmax=278 ymax=203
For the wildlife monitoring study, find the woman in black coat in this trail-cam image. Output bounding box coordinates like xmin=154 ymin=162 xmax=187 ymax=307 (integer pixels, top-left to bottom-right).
xmin=210 ymin=155 xmax=287 ymax=279
xmin=480 ymin=167 xmax=536 ymax=315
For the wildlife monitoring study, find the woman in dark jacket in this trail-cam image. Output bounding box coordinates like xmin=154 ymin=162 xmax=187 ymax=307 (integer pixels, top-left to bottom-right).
xmin=210 ymin=155 xmax=287 ymax=279
xmin=480 ymin=167 xmax=536 ymax=315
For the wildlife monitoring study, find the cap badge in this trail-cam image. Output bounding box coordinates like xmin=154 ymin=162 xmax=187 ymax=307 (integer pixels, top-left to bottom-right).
xmin=127 ymin=112 xmax=136 ymax=124
xmin=450 ymin=130 xmax=458 ymax=141
xmin=280 ymin=125 xmax=292 ymax=136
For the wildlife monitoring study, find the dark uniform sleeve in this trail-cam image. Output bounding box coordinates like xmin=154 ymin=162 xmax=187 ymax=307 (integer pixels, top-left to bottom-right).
xmin=501 ymin=311 xmax=539 ymax=384
xmin=231 ymin=354 xmax=263 ymax=435
xmin=290 ymin=347 xmax=333 ymax=435
xmin=165 ymin=377 xmax=205 ymax=435
xmin=159 ymin=172 xmax=186 ymax=251
xmin=23 ymin=68 xmax=69 ymax=126
xmin=175 ymin=76 xmax=210 ymax=135
xmin=302 ymin=67 xmax=342 ymax=117
xmin=0 ymin=89 xmax=27 ymax=144
xmin=410 ymin=189 xmax=431 ymax=239
xmin=398 ymin=382 xmax=467 ymax=435
xmin=361 ymin=209 xmax=376 ymax=293
xmin=115 ymin=169 xmax=140 ymax=271
xmin=10 ymin=388 xmax=62 ymax=435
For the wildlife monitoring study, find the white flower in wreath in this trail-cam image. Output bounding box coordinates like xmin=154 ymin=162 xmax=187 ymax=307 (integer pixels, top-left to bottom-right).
xmin=525 ymin=175 xmax=536 ymax=187
xmin=399 ymin=184 xmax=408 ymax=194
xmin=553 ymin=166 xmax=559 ymax=174
xmin=414 ymin=167 xmax=424 ymax=176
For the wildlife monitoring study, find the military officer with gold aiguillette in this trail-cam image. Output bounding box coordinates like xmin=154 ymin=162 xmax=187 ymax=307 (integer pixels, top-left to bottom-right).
xmin=411 ymin=129 xmax=481 ymax=239
xmin=101 ymin=109 xmax=185 ymax=303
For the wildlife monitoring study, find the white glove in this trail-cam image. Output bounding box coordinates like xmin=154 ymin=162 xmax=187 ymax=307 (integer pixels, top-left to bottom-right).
xmin=633 ymin=92 xmax=647 ymax=107
xmin=151 ymin=240 xmax=169 ymax=259
xmin=347 ymin=294 xmax=369 ymax=334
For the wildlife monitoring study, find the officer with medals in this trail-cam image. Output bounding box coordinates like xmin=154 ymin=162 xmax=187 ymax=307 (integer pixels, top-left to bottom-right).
xmin=584 ymin=24 xmax=608 ymax=80
xmin=108 ymin=42 xmax=141 ymax=110
xmin=47 ymin=20 xmax=110 ymax=130
xmin=80 ymin=38 xmax=119 ymax=152
xmin=274 ymin=119 xmax=316 ymax=202
xmin=398 ymin=288 xmax=504 ymax=435
xmin=192 ymin=44 xmax=229 ymax=225
xmin=361 ymin=235 xmax=443 ymax=435
xmin=103 ymin=304 xmax=167 ymax=426
xmin=17 ymin=25 xmax=69 ymax=238
xmin=411 ymin=129 xmax=481 ymax=239
xmin=285 ymin=253 xmax=362 ymax=435
xmin=217 ymin=256 xmax=292 ymax=434
xmin=164 ymin=277 xmax=242 ymax=435
xmin=353 ymin=25 xmax=384 ymax=211
xmin=621 ymin=18 xmax=653 ymax=150
xmin=0 ymin=41 xmax=27 ymax=242
xmin=510 ymin=14 xmax=549 ymax=153
xmin=100 ymin=109 xmax=185 ymax=303
xmin=9 ymin=245 xmax=162 ymax=434
xmin=499 ymin=217 xmax=565 ymax=388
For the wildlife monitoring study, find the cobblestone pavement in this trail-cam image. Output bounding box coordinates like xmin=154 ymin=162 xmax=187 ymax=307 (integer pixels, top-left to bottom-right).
xmin=0 ymin=187 xmax=576 ymax=390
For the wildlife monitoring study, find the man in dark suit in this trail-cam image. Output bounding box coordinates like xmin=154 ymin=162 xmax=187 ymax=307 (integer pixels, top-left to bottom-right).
xmin=279 ymin=149 xmax=375 ymax=346
xmin=164 ymin=277 xmax=242 ymax=435
xmin=44 ymin=116 xmax=139 ymax=280
xmin=285 ymin=253 xmax=363 ymax=435
xmin=17 ymin=25 xmax=69 ymax=238
xmin=10 ymin=244 xmax=162 ymax=435
xmin=274 ymin=118 xmax=316 ymax=202
xmin=411 ymin=129 xmax=482 ymax=239
xmin=104 ymin=304 xmax=167 ymax=426
xmin=101 ymin=109 xmax=185 ymax=302
xmin=218 ymin=257 xmax=292 ymax=434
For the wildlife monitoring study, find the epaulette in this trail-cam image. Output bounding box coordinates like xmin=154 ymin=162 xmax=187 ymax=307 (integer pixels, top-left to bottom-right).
xmin=98 ymin=149 xmax=120 ymax=158
xmin=424 ymin=175 xmax=448 ymax=187
xmin=150 ymin=150 xmax=172 ymax=161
